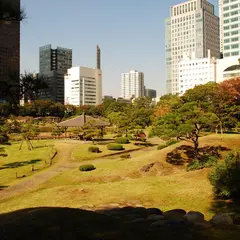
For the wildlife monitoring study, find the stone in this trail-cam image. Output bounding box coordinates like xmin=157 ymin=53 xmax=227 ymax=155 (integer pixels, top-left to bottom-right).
xmin=130 ymin=218 xmax=146 ymax=223
xmin=166 ymin=218 xmax=185 ymax=225
xmin=194 ymin=220 xmax=212 ymax=229
xmin=147 ymin=214 xmax=165 ymax=221
xmin=146 ymin=208 xmax=163 ymax=216
xmin=150 ymin=220 xmax=167 ymax=227
xmin=164 ymin=209 xmax=186 ymax=219
xmin=185 ymin=211 xmax=205 ymax=223
xmin=210 ymin=213 xmax=233 ymax=225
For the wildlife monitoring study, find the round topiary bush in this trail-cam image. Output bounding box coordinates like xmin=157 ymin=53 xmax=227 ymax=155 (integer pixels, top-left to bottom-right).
xmin=208 ymin=152 xmax=240 ymax=199
xmin=88 ymin=146 xmax=100 ymax=153
xmin=107 ymin=143 xmax=124 ymax=151
xmin=166 ymin=139 xmax=179 ymax=146
xmin=115 ymin=137 xmax=130 ymax=144
xmin=157 ymin=144 xmax=167 ymax=150
xmin=79 ymin=164 xmax=96 ymax=172
xmin=120 ymin=153 xmax=131 ymax=159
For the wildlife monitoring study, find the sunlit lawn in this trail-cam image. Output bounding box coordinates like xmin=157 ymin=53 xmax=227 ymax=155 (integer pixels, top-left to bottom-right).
xmin=1 ymin=134 xmax=240 ymax=220
xmin=0 ymin=140 xmax=56 ymax=187
xmin=72 ymin=142 xmax=141 ymax=161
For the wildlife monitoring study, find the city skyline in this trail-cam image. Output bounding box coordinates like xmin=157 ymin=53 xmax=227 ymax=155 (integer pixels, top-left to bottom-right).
xmin=20 ymin=0 xmax=218 ymax=98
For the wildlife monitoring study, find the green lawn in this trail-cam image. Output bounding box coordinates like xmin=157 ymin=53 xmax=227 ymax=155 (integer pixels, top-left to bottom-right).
xmin=0 ymin=134 xmax=240 ymax=221
xmin=72 ymin=142 xmax=141 ymax=161
xmin=0 ymin=140 xmax=56 ymax=187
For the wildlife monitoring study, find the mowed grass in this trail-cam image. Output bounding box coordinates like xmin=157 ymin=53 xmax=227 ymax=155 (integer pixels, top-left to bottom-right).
xmin=72 ymin=142 xmax=141 ymax=161
xmin=0 ymin=140 xmax=56 ymax=187
xmin=0 ymin=134 xmax=240 ymax=220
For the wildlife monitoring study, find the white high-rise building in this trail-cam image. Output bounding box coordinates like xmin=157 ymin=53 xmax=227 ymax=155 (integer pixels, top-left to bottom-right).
xmin=121 ymin=70 xmax=144 ymax=99
xmin=64 ymin=66 xmax=102 ymax=106
xmin=165 ymin=0 xmax=220 ymax=94
xmin=179 ymin=50 xmax=217 ymax=95
xmin=219 ymin=0 xmax=240 ymax=58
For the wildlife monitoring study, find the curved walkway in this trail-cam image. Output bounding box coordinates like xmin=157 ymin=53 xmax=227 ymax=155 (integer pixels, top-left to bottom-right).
xmin=0 ymin=141 xmax=80 ymax=202
xmin=0 ymin=142 xmax=157 ymax=202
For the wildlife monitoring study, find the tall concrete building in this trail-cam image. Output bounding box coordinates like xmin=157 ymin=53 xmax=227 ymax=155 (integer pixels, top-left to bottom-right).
xmin=96 ymin=45 xmax=101 ymax=69
xmin=121 ymin=70 xmax=144 ymax=99
xmin=0 ymin=0 xmax=20 ymax=102
xmin=64 ymin=46 xmax=102 ymax=106
xmin=179 ymin=50 xmax=217 ymax=95
xmin=219 ymin=0 xmax=240 ymax=58
xmin=39 ymin=44 xmax=72 ymax=103
xmin=145 ymin=88 xmax=157 ymax=98
xmin=165 ymin=0 xmax=220 ymax=94
xmin=64 ymin=67 xmax=102 ymax=106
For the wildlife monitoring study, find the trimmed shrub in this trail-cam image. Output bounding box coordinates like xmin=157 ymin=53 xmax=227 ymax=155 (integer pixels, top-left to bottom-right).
xmin=137 ymin=137 xmax=147 ymax=142
xmin=120 ymin=153 xmax=131 ymax=159
xmin=157 ymin=144 xmax=167 ymax=150
xmin=79 ymin=164 xmax=96 ymax=172
xmin=107 ymin=143 xmax=124 ymax=151
xmin=115 ymin=137 xmax=130 ymax=144
xmin=208 ymin=152 xmax=240 ymax=199
xmin=186 ymin=155 xmax=217 ymax=172
xmin=166 ymin=139 xmax=179 ymax=146
xmin=88 ymin=146 xmax=100 ymax=153
xmin=127 ymin=135 xmax=134 ymax=141
xmin=148 ymin=131 xmax=154 ymax=138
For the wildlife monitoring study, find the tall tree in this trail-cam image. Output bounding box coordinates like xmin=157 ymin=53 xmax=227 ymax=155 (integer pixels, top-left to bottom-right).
xmin=152 ymin=101 xmax=217 ymax=155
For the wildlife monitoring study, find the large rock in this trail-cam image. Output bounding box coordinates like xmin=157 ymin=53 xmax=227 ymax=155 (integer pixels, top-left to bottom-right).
xmin=150 ymin=220 xmax=167 ymax=227
xmin=164 ymin=209 xmax=186 ymax=219
xmin=185 ymin=211 xmax=205 ymax=223
xmin=210 ymin=213 xmax=233 ymax=225
xmin=146 ymin=208 xmax=163 ymax=216
xmin=147 ymin=214 xmax=165 ymax=221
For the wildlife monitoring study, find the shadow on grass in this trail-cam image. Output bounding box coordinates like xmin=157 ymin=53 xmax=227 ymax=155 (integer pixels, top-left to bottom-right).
xmin=0 ymin=185 xmax=8 ymax=190
xmin=166 ymin=145 xmax=230 ymax=166
xmin=0 ymin=207 xmax=239 ymax=240
xmin=0 ymin=159 xmax=41 ymax=170
xmin=209 ymin=199 xmax=240 ymax=225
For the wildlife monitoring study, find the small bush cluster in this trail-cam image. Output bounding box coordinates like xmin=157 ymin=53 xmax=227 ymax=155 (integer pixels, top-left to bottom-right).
xmin=127 ymin=135 xmax=134 ymax=141
xmin=88 ymin=146 xmax=100 ymax=153
xmin=107 ymin=143 xmax=124 ymax=151
xmin=186 ymin=155 xmax=217 ymax=171
xmin=120 ymin=153 xmax=131 ymax=159
xmin=208 ymin=152 xmax=240 ymax=199
xmin=157 ymin=144 xmax=167 ymax=150
xmin=115 ymin=137 xmax=130 ymax=144
xmin=79 ymin=164 xmax=96 ymax=172
xmin=166 ymin=139 xmax=179 ymax=146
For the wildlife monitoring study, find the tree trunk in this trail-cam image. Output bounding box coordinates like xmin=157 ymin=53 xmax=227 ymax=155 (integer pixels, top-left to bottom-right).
xmin=192 ymin=133 xmax=199 ymax=158
xmin=19 ymin=141 xmax=23 ymax=150
xmin=220 ymin=121 xmax=223 ymax=135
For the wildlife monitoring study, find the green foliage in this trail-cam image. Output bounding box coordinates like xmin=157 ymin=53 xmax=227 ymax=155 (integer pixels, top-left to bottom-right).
xmin=148 ymin=130 xmax=154 ymax=138
xmin=127 ymin=135 xmax=134 ymax=141
xmin=79 ymin=164 xmax=96 ymax=172
xmin=157 ymin=144 xmax=167 ymax=150
xmin=120 ymin=153 xmax=131 ymax=159
xmin=107 ymin=144 xmax=124 ymax=151
xmin=166 ymin=139 xmax=179 ymax=146
xmin=186 ymin=155 xmax=217 ymax=172
xmin=209 ymin=152 xmax=240 ymax=199
xmin=51 ymin=127 xmax=65 ymax=138
xmin=88 ymin=146 xmax=100 ymax=153
xmin=115 ymin=137 xmax=130 ymax=144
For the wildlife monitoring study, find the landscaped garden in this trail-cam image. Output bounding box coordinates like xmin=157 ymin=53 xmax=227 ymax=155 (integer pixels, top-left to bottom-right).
xmin=0 ymin=140 xmax=57 ymax=188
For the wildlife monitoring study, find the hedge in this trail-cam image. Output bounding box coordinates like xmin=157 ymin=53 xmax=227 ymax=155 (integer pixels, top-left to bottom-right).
xmin=79 ymin=164 xmax=96 ymax=172
xmin=107 ymin=143 xmax=124 ymax=151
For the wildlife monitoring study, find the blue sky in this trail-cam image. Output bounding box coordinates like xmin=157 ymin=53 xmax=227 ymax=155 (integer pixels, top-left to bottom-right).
xmin=20 ymin=0 xmax=218 ymax=97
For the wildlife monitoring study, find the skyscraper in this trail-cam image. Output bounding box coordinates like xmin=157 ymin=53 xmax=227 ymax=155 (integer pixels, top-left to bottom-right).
xmin=39 ymin=44 xmax=72 ymax=103
xmin=219 ymin=0 xmax=240 ymax=58
xmin=96 ymin=45 xmax=101 ymax=69
xmin=165 ymin=0 xmax=220 ymax=94
xmin=121 ymin=70 xmax=144 ymax=99
xmin=0 ymin=0 xmax=20 ymax=102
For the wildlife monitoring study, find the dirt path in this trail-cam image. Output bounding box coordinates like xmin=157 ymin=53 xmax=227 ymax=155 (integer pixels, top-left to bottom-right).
xmin=0 ymin=142 xmax=157 ymax=202
xmin=0 ymin=141 xmax=80 ymax=202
